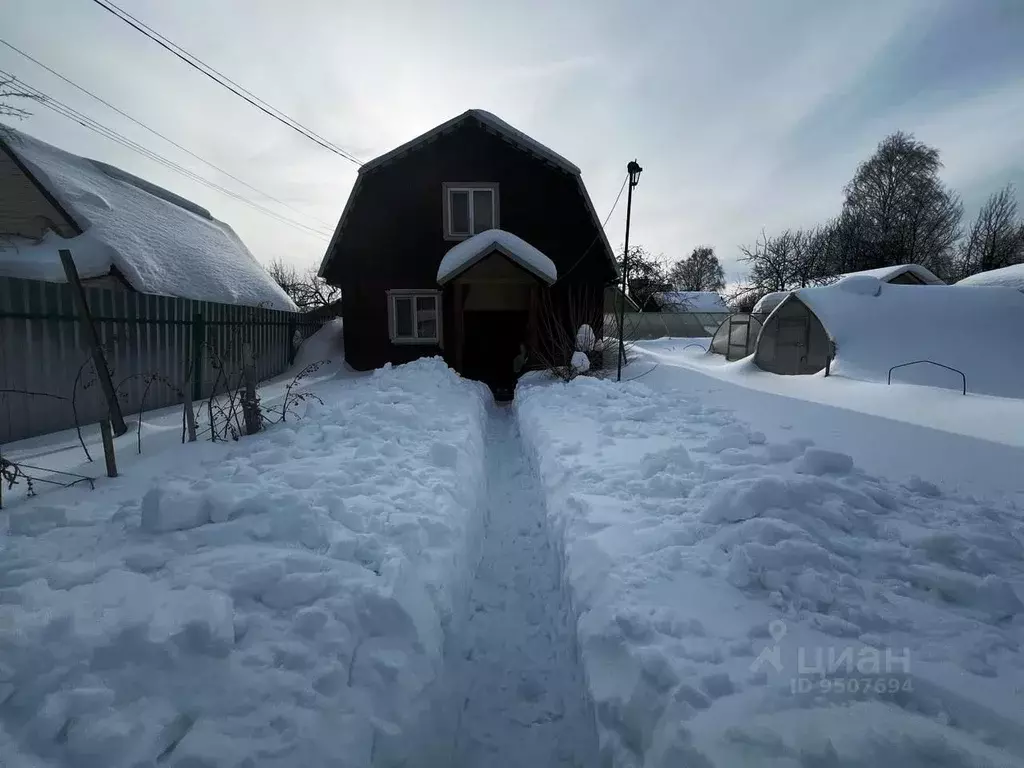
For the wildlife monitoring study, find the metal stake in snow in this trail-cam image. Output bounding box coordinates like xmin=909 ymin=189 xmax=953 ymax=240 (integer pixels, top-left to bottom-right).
xmin=617 ymin=160 xmax=643 ymax=382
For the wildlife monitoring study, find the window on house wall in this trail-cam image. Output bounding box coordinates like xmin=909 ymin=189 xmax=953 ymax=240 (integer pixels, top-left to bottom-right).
xmin=444 ymin=183 xmax=498 ymax=239
xmin=388 ymin=290 xmax=441 ymax=344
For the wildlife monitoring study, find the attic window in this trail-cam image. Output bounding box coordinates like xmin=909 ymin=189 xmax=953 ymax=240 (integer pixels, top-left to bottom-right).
xmin=443 ymin=182 xmax=499 ymax=240
xmin=388 ymin=290 xmax=442 ymax=344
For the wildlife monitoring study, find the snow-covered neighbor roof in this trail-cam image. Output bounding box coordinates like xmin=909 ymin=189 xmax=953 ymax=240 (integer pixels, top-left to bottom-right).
xmin=791 ymin=276 xmax=1024 ymax=397
xmin=751 ymin=290 xmax=790 ymax=314
xmin=839 ymin=263 xmax=945 ymax=285
xmin=0 ymin=128 xmax=296 ymax=310
xmin=653 ymin=291 xmax=728 ymax=312
xmin=436 ymin=229 xmax=557 ymax=285
xmin=956 ymin=263 xmax=1024 ymax=291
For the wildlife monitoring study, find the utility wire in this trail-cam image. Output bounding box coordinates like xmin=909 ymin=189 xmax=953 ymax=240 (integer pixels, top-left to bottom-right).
xmin=4 ymin=72 xmax=333 ymax=239
xmin=559 ymin=172 xmax=629 ymax=282
xmin=0 ymin=38 xmax=335 ymax=231
xmin=87 ymin=0 xmax=363 ymax=166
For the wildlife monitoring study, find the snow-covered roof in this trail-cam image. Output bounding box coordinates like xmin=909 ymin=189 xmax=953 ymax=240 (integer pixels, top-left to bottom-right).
xmin=956 ymin=263 xmax=1024 ymax=291
xmin=437 ymin=229 xmax=557 ymax=285
xmin=362 ymin=109 xmax=580 ymax=176
xmin=0 ymin=128 xmax=296 ymax=310
xmin=751 ymin=290 xmax=790 ymax=314
xmin=788 ymin=276 xmax=1024 ymax=397
xmin=318 ymin=109 xmax=617 ymax=281
xmin=839 ymin=263 xmax=945 ymax=285
xmin=652 ymin=291 xmax=728 ymax=312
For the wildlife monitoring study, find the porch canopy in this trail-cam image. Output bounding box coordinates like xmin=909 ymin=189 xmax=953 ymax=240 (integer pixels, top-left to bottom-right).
xmin=437 ymin=229 xmax=557 ymax=285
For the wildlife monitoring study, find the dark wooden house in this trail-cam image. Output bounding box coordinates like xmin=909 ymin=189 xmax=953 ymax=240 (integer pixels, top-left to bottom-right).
xmin=318 ymin=109 xmax=618 ymax=393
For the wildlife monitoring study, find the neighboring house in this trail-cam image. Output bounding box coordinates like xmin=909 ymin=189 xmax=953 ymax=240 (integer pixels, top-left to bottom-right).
xmin=837 ymin=263 xmax=945 ymax=286
xmin=956 ymin=263 xmax=1024 ymax=292
xmin=753 ymin=275 xmax=1024 ymax=398
xmin=604 ymin=283 xmax=639 ymax=314
xmin=318 ymin=109 xmax=617 ymax=391
xmin=646 ymin=291 xmax=728 ymax=313
xmin=0 ymin=126 xmax=294 ymax=310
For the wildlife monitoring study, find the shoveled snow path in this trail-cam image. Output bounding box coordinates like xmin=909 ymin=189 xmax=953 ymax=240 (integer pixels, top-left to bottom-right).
xmin=452 ymin=407 xmax=597 ymax=767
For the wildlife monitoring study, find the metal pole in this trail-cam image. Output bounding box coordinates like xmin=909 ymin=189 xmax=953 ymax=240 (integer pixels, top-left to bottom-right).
xmin=616 ymin=166 xmax=637 ymax=382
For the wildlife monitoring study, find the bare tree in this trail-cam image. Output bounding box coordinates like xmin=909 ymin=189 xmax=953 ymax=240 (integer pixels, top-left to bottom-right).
xmin=616 ymin=245 xmax=671 ymax=311
xmin=953 ymin=184 xmax=1024 ymax=280
xmin=740 ymin=229 xmax=799 ymax=293
xmin=838 ymin=131 xmax=962 ymax=275
xmin=267 ymin=259 xmax=341 ymax=312
xmin=668 ymin=246 xmax=725 ymax=291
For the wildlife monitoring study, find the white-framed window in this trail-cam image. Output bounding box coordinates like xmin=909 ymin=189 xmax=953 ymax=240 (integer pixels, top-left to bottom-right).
xmin=443 ymin=182 xmax=499 ymax=240
xmin=388 ymin=289 xmax=442 ymax=344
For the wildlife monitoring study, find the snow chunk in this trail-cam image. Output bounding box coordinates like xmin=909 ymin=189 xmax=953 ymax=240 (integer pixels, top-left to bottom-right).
xmin=571 ymin=350 xmax=591 ymax=372
xmin=794 ymin=448 xmax=854 ymax=476
xmin=576 ymin=324 xmax=596 ymax=352
xmin=437 ymin=229 xmax=557 ymax=284
xmin=140 ymin=482 xmax=210 ymax=533
xmin=837 ymin=274 xmax=882 ymax=296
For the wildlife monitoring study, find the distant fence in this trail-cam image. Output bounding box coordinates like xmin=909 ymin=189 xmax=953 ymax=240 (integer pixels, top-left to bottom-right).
xmin=0 ymin=276 xmax=324 ymax=443
xmin=605 ymin=311 xmax=731 ymax=340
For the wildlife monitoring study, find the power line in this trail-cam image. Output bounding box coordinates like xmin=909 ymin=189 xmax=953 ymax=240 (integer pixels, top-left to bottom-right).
xmin=560 ymin=173 xmax=630 ymax=282
xmin=87 ymin=0 xmax=363 ymax=166
xmin=0 ymin=38 xmax=335 ymax=231
xmin=3 ymin=72 xmax=333 ymax=239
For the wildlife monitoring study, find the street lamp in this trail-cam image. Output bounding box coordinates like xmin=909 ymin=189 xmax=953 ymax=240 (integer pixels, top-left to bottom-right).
xmin=616 ymin=159 xmax=643 ymax=382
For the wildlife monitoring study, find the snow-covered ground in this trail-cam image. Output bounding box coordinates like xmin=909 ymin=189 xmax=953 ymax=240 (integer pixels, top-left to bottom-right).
xmin=517 ymin=369 xmax=1024 ymax=767
xmin=1 ymin=355 xmax=491 ymax=767
xmin=6 ymin=324 xmax=1024 ymax=768
xmin=638 ymin=339 xmax=1024 ymax=452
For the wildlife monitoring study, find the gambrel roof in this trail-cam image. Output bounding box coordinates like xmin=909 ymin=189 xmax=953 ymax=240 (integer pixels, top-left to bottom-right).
xmin=318 ymin=109 xmax=617 ymax=279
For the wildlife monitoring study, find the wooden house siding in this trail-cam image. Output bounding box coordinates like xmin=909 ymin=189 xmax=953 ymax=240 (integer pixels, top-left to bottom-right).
xmin=0 ymin=143 xmax=78 ymax=240
xmin=325 ymin=118 xmax=613 ymax=373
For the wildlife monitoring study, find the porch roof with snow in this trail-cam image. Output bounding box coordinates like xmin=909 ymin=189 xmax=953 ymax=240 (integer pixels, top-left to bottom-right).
xmin=437 ymin=229 xmax=557 ymax=285
xmin=0 ymin=127 xmax=296 ymax=310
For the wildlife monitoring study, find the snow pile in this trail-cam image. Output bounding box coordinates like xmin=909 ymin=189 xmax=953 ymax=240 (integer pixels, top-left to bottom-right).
xmin=0 ymin=127 xmax=295 ymax=310
xmin=0 ymin=358 xmax=489 ymax=767
xmin=437 ymin=229 xmax=557 ymax=285
xmin=957 ymin=263 xmax=1024 ymax=291
xmin=796 ymin=281 xmax=1024 ymax=397
xmin=516 ymin=373 xmax=1024 ymax=767
xmin=654 ymin=291 xmax=728 ymax=312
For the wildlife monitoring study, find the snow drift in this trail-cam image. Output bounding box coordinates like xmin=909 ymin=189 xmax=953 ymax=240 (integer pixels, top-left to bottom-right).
xmin=516 ymin=372 xmax=1024 ymax=767
xmin=957 ymin=263 xmax=1024 ymax=291
xmin=0 ymin=127 xmax=295 ymax=310
xmin=0 ymin=358 xmax=489 ymax=767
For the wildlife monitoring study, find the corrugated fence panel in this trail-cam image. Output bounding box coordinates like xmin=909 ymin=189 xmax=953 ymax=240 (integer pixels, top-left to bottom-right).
xmin=0 ymin=276 xmax=323 ymax=444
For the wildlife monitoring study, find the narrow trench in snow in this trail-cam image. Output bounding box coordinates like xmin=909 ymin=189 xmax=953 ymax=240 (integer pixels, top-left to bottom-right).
xmin=450 ymin=406 xmax=597 ymax=768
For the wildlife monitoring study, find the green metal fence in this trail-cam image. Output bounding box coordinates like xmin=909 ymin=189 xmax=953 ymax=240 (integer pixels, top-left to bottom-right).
xmin=0 ymin=276 xmax=324 ymax=443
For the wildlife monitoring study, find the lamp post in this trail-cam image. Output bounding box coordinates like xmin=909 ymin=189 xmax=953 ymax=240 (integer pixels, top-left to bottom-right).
xmin=616 ymin=159 xmax=643 ymax=382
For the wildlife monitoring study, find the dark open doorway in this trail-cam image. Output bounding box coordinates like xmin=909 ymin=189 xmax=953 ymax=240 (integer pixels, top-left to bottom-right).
xmin=462 ymin=310 xmax=529 ymax=397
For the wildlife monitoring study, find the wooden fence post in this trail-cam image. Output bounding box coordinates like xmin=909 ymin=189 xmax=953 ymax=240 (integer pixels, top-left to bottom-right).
xmin=191 ymin=312 xmax=205 ymax=402
xmin=99 ymin=419 xmax=118 ymax=477
xmin=58 ymin=249 xmax=127 ymax=436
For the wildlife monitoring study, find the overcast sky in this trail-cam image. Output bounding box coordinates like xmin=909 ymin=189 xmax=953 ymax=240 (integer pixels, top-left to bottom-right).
xmin=3 ymin=0 xmax=1023 ymax=284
